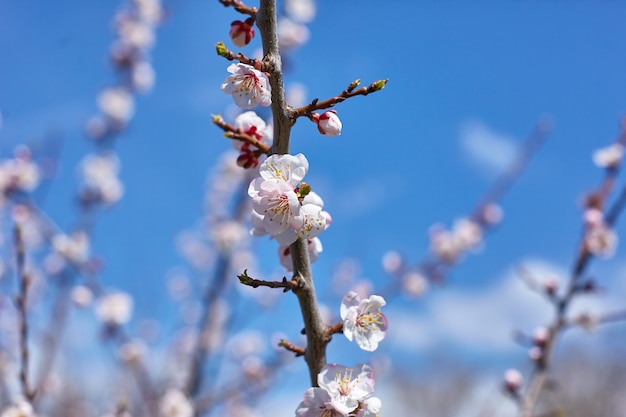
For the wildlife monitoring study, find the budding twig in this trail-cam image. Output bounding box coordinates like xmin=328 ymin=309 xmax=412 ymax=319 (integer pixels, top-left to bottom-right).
xmin=237 ymin=269 xmax=299 ymax=292
xmin=218 ymin=0 xmax=258 ymax=17
xmin=519 ymin=120 xmax=626 ymax=417
xmin=293 ymin=79 xmax=389 ymax=118
xmin=278 ymin=339 xmax=306 ymax=357
xmin=215 ymin=42 xmax=267 ymax=70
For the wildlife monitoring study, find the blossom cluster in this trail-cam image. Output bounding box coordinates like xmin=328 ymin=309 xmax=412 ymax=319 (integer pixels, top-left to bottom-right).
xmin=248 ymin=153 xmax=330 ymax=268
xmin=87 ymin=0 xmax=163 ymax=139
xmin=0 ymin=146 xmax=40 ymax=201
xmin=296 ymin=364 xmax=381 ymax=417
xmin=429 ymin=203 xmax=502 ymax=264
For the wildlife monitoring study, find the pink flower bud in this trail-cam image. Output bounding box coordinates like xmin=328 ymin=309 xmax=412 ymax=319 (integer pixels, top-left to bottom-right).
xmin=503 ymin=369 xmax=523 ymax=394
xmin=314 ymin=110 xmax=342 ymax=136
xmin=229 ymin=19 xmax=255 ymax=48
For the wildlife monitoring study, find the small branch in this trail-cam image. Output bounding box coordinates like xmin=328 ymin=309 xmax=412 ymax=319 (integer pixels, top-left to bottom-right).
xmin=212 ymin=115 xmax=271 ymax=154
xmin=218 ymin=0 xmax=258 ymax=17
xmin=519 ymin=122 xmax=626 ymax=417
xmin=237 ymin=269 xmax=299 ymax=292
xmin=293 ymin=79 xmax=388 ymax=118
xmin=328 ymin=322 xmax=344 ymax=335
xmin=13 ymin=224 xmax=35 ymax=403
xmin=215 ymin=42 xmax=265 ymax=69
xmin=278 ymin=339 xmax=305 ymax=357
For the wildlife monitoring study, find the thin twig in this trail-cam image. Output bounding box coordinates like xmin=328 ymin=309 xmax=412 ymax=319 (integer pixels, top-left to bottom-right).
xmin=13 ymin=224 xmax=35 ymax=403
xmin=237 ymin=270 xmax=299 ymax=292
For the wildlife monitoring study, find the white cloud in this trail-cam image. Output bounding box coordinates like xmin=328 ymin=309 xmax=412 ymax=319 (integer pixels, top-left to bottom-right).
xmin=460 ymin=120 xmax=517 ymax=177
xmin=388 ymin=258 xmax=626 ymax=355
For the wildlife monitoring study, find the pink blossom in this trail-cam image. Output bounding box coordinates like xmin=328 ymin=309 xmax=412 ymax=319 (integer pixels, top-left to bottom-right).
xmin=230 ymin=19 xmax=255 ymax=48
xmin=221 ymin=63 xmax=271 ymax=109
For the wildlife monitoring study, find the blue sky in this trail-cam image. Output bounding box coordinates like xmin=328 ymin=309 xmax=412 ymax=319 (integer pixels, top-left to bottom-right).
xmin=2 ymin=0 xmax=626 ymax=415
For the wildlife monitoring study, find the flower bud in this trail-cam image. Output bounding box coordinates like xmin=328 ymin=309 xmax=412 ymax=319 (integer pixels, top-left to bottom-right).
xmin=314 ymin=110 xmax=342 ymax=136
xmin=229 ymin=19 xmax=255 ymax=48
xmin=503 ymin=369 xmax=523 ymax=394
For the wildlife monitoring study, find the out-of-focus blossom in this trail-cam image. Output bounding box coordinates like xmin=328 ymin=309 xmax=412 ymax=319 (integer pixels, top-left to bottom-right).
xmin=79 ymin=153 xmax=124 ymax=205
xmin=134 ymin=0 xmax=163 ymax=25
xmin=381 ymin=251 xmax=403 ymax=274
xmin=429 ymin=218 xmax=483 ymax=263
xmin=159 ymin=388 xmax=194 ymax=417
xmin=0 ymin=399 xmax=35 ymax=417
xmin=478 ymin=203 xmax=503 ymax=225
xmin=211 ymin=220 xmax=248 ymax=253
xmin=285 ymin=0 xmax=316 ymax=23
xmin=318 ymin=363 xmax=375 ymax=415
xmin=503 ymin=369 xmax=523 ymax=394
xmin=117 ymin=18 xmax=155 ymax=49
xmin=402 ymin=270 xmax=428 ymax=297
xmin=0 ymin=147 xmax=41 ymax=195
xmin=585 ymin=223 xmax=618 ymax=258
xmin=71 ymin=285 xmax=94 ymax=308
xmin=98 ymin=87 xmax=135 ymax=124
xmin=51 ymin=231 xmax=90 ymax=263
xmin=131 ymin=61 xmax=156 ymax=93
xmin=592 ymin=143 xmax=624 ymax=168
xmin=221 ymin=63 xmax=271 ymax=109
xmin=230 ymin=19 xmax=255 ymax=48
xmin=313 ymin=110 xmax=342 ymax=136
xmin=277 ymin=18 xmax=310 ymax=50
xmin=340 ymin=292 xmax=387 ymax=352
xmin=95 ymin=291 xmax=133 ymax=326
xmin=118 ymin=339 xmax=147 ymax=363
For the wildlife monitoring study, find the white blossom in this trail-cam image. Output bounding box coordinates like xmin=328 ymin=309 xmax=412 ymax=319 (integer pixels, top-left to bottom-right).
xmin=221 ymin=63 xmax=271 ymax=109
xmin=278 ymin=237 xmax=322 ymax=271
xmin=51 ymin=231 xmax=90 ymax=263
xmin=340 ymin=292 xmax=387 ymax=352
xmin=295 ymin=387 xmax=343 ymax=417
xmin=95 ymin=292 xmax=133 ymax=325
xmin=318 ymin=363 xmax=375 ymax=415
xmin=98 ymin=87 xmax=134 ymax=123
xmin=0 ymin=399 xmax=35 ymax=417
xmin=592 ymin=143 xmax=624 ymax=168
xmin=585 ymin=223 xmax=618 ymax=258
xmin=159 ymin=388 xmax=194 ymax=417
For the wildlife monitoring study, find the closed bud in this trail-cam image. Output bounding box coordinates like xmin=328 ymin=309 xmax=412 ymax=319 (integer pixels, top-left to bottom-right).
xmin=503 ymin=369 xmax=523 ymax=394
xmin=314 ymin=110 xmax=342 ymax=136
xmin=229 ymin=19 xmax=255 ymax=48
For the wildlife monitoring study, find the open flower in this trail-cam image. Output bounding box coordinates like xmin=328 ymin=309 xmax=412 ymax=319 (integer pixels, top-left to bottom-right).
xmin=295 ymin=387 xmax=343 ymax=417
xmin=250 ymin=178 xmax=303 ymax=236
xmin=340 ymin=292 xmax=387 ymax=351
xmin=221 ymin=63 xmax=271 ymax=109
xmin=317 ymin=363 xmax=375 ymax=415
